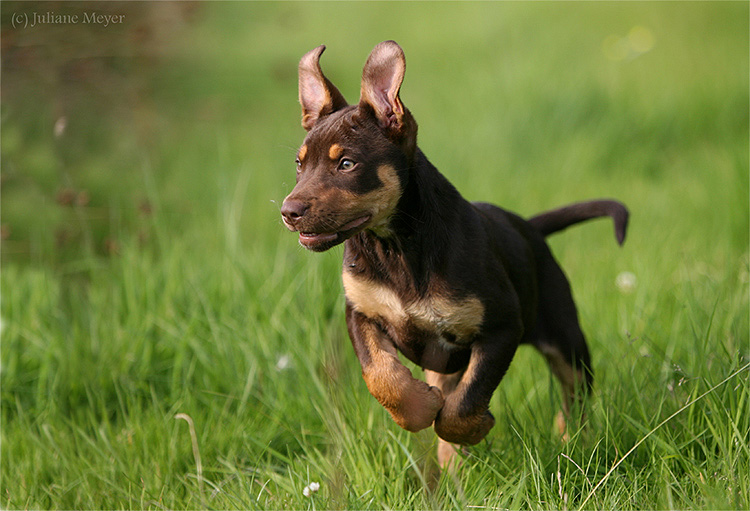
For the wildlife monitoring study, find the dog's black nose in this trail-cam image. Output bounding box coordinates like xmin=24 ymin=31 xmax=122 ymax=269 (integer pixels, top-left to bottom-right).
xmin=281 ymin=199 xmax=309 ymax=225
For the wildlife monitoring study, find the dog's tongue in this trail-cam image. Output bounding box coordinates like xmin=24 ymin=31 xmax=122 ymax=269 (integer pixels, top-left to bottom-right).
xmin=299 ymin=232 xmax=338 ymax=248
xmin=298 ymin=216 xmax=370 ymax=249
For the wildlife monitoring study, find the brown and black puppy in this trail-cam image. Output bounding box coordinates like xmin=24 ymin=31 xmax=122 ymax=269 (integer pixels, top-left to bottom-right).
xmin=281 ymin=41 xmax=628 ymax=468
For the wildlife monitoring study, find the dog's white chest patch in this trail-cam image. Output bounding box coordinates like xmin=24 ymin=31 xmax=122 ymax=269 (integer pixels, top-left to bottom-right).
xmin=342 ymin=271 xmax=484 ymax=340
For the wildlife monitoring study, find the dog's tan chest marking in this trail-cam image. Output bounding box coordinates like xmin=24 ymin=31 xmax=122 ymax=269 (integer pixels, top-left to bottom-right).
xmin=409 ymin=295 xmax=484 ymax=339
xmin=343 ymin=271 xmax=406 ymax=325
xmin=343 ymin=271 xmax=484 ymax=341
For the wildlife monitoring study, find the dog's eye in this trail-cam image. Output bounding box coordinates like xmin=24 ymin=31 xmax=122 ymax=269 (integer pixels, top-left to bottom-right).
xmin=295 ymin=159 xmax=302 ymax=173
xmin=339 ymin=159 xmax=356 ymax=172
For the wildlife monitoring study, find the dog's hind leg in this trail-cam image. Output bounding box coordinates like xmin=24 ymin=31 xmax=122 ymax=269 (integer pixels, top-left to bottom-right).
xmin=425 ymin=369 xmax=466 ymax=470
xmin=535 ymin=336 xmax=591 ymax=440
xmin=533 ymin=255 xmax=593 ymax=439
xmin=534 ymin=332 xmax=592 ymax=440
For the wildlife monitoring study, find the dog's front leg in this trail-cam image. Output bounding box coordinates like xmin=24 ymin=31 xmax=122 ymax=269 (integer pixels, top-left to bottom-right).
xmin=433 ymin=327 xmax=521 ymax=445
xmin=346 ymin=304 xmax=445 ymax=432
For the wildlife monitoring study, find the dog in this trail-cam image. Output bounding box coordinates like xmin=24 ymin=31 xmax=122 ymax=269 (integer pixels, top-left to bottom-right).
xmin=281 ymin=41 xmax=628 ymax=468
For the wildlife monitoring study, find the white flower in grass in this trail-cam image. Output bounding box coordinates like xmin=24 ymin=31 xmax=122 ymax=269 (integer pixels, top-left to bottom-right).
xmin=276 ymin=354 xmax=292 ymax=371
xmin=303 ymin=482 xmax=320 ymax=497
xmin=54 ymin=116 xmax=67 ymax=138
xmin=616 ymin=271 xmax=637 ymax=294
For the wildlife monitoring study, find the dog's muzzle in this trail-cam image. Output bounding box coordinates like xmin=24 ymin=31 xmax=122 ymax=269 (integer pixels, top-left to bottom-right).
xmin=281 ymin=198 xmax=370 ymax=251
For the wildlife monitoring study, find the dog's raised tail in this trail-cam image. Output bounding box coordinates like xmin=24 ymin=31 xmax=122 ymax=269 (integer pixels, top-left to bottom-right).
xmin=529 ymin=199 xmax=629 ymax=245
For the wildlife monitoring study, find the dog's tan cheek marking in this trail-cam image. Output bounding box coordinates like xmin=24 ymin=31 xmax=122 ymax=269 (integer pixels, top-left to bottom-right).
xmin=374 ymin=164 xmax=402 ymax=214
xmin=298 ymin=144 xmax=308 ymax=161
xmin=372 ymin=164 xmax=402 ymax=228
xmin=335 ymin=164 xmax=402 ymax=228
xmin=328 ymin=143 xmax=343 ymax=160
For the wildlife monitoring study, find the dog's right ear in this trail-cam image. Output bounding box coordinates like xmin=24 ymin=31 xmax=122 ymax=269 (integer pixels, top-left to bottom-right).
xmin=359 ymin=41 xmax=406 ymax=134
xmin=298 ymin=45 xmax=348 ymax=131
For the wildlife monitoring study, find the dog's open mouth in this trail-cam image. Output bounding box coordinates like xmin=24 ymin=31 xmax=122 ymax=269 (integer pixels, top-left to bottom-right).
xmin=298 ymin=215 xmax=371 ymax=251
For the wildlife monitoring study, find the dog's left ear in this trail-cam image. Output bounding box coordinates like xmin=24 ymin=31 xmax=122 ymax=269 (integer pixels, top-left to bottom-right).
xmin=360 ymin=41 xmax=407 ymax=134
xmin=299 ymin=45 xmax=349 ymax=131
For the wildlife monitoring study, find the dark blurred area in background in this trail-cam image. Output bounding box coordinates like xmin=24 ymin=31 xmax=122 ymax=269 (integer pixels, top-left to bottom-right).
xmin=1 ymin=1 xmax=199 ymax=265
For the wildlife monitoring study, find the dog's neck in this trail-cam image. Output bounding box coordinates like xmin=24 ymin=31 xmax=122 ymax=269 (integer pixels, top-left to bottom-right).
xmin=344 ymin=149 xmax=465 ymax=291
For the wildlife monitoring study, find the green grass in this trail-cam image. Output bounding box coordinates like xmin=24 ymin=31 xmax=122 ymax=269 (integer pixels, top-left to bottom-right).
xmin=2 ymin=2 xmax=748 ymax=509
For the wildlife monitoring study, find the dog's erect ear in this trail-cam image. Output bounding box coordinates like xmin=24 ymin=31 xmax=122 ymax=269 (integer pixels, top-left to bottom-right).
xmin=360 ymin=41 xmax=407 ymax=133
xmin=298 ymin=45 xmax=348 ymax=131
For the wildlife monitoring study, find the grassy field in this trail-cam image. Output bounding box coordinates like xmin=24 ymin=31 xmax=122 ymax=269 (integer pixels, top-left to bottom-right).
xmin=2 ymin=2 xmax=748 ymax=509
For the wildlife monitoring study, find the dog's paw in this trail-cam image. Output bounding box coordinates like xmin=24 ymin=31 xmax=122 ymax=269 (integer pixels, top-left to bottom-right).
xmin=391 ymin=382 xmax=444 ymax=432
xmin=434 ymin=407 xmax=495 ymax=445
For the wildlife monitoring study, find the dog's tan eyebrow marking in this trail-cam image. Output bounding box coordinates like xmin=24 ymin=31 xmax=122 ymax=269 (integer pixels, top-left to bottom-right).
xmin=298 ymin=145 xmax=308 ymax=161
xmin=328 ymin=143 xmax=344 ymax=160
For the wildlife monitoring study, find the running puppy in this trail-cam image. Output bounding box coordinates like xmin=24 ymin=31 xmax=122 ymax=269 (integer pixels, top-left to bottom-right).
xmin=281 ymin=41 xmax=628 ymax=468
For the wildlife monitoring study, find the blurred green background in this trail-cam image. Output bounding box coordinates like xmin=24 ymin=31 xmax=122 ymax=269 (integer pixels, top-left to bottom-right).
xmin=2 ymin=1 xmax=747 ymax=266
xmin=1 ymin=2 xmax=748 ymax=509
